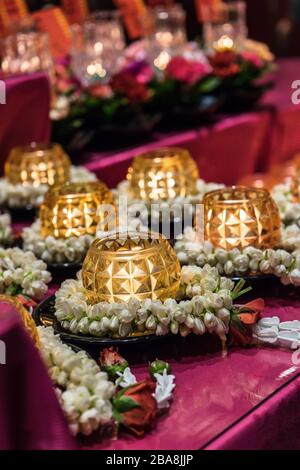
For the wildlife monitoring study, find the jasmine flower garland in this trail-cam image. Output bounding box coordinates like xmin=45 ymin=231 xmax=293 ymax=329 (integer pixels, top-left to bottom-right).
xmin=54 ymin=265 xmax=249 ymax=341
xmin=0 ymin=166 xmax=97 ymax=209
xmin=0 ymin=213 xmax=12 ymax=247
xmin=174 ymin=228 xmax=300 ymax=287
xmin=0 ymin=247 xmax=51 ymax=300
xmin=23 ymin=218 xmax=144 ymax=264
xmin=23 ymin=221 xmax=94 ymax=264
xmin=114 ymin=179 xmax=224 ymax=226
xmin=271 ymin=182 xmax=300 ymax=227
xmin=38 ymin=326 xmax=115 ymax=436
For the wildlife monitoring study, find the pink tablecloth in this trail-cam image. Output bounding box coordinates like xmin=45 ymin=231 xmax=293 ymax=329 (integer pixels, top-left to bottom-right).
xmin=79 ymin=296 xmax=300 ymax=450
xmin=84 ymin=59 xmax=300 ymax=187
xmin=85 ymin=112 xmax=271 ymax=187
xmin=261 ymin=58 xmax=300 ymax=168
xmin=0 ymin=304 xmax=75 ymax=450
xmin=0 ymin=72 xmax=51 ymax=174
xmin=1 ymin=292 xmax=300 ymax=450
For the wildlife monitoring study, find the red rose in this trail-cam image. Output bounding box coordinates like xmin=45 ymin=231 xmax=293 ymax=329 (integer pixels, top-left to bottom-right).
xmin=99 ymin=347 xmax=128 ymax=378
xmin=209 ymin=51 xmax=240 ymax=78
xmin=111 ymin=72 xmax=150 ymax=104
xmin=166 ymin=56 xmax=210 ymax=85
xmin=113 ymin=381 xmax=157 ymax=436
xmin=230 ymin=298 xmax=265 ymax=346
xmin=87 ymin=84 xmax=113 ymax=99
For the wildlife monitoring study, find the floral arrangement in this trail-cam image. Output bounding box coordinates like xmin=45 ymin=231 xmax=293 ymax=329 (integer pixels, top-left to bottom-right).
xmin=271 ymin=182 xmax=300 ymax=228
xmin=0 ymin=166 xmax=96 ymax=209
xmin=0 ymin=247 xmax=51 ymax=301
xmin=252 ymin=316 xmax=300 ymax=350
xmin=0 ymin=213 xmax=12 ymax=247
xmin=22 ymin=213 xmax=142 ymax=265
xmin=208 ymin=39 xmax=275 ymax=113
xmin=22 ymin=220 xmax=94 ymax=264
xmin=54 ymin=264 xmax=258 ymax=349
xmin=174 ymin=227 xmax=300 ymax=287
xmin=38 ymin=327 xmax=175 ymax=437
xmin=113 ymin=178 xmax=224 ymax=228
xmin=51 ymin=40 xmax=275 ymax=150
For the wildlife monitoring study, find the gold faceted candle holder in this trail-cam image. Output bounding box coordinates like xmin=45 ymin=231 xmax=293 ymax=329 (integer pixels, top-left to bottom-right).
xmin=82 ymin=231 xmax=181 ymax=304
xmin=291 ymin=164 xmax=300 ymax=201
xmin=5 ymin=142 xmax=71 ymax=187
xmin=204 ymin=186 xmax=281 ymax=250
xmin=40 ymin=181 xmax=114 ymax=239
xmin=127 ymin=147 xmax=199 ymax=202
xmin=0 ymin=295 xmax=40 ymax=348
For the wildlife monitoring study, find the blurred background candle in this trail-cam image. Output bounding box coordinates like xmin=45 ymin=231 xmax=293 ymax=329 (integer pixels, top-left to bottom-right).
xmin=127 ymin=147 xmax=199 ymax=202
xmin=143 ymin=4 xmax=187 ymax=70
xmin=5 ymin=142 xmax=71 ymax=187
xmin=70 ymin=10 xmax=125 ymax=86
xmin=203 ymin=1 xmax=248 ymax=53
xmin=40 ymin=181 xmax=114 ymax=238
xmin=0 ymin=30 xmax=53 ymax=78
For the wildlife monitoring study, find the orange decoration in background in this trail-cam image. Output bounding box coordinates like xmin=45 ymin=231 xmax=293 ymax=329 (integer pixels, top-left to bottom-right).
xmin=195 ymin=0 xmax=223 ymax=22
xmin=32 ymin=7 xmax=71 ymax=58
xmin=237 ymin=173 xmax=282 ymax=191
xmin=0 ymin=0 xmax=28 ymax=35
xmin=61 ymin=0 xmax=89 ymax=24
xmin=113 ymin=0 xmax=147 ymax=39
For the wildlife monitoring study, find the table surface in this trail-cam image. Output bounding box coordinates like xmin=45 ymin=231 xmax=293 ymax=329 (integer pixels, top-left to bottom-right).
xmin=74 ymin=294 xmax=300 ymax=450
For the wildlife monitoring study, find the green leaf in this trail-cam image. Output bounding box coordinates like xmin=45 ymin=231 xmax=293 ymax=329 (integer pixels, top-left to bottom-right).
xmin=113 ymin=395 xmax=140 ymax=413
xmin=198 ymin=77 xmax=221 ymax=93
xmin=112 ymin=408 xmax=123 ymax=424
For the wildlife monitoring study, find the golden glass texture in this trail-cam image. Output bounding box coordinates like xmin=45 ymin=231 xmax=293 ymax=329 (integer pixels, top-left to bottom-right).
xmin=127 ymin=147 xmax=199 ymax=202
xmin=5 ymin=143 xmax=71 ymax=187
xmin=0 ymin=295 xmax=40 ymax=348
xmin=82 ymin=231 xmax=181 ymax=304
xmin=40 ymin=181 xmax=114 ymax=239
xmin=204 ymin=186 xmax=281 ymax=250
xmin=291 ymin=164 xmax=300 ymax=202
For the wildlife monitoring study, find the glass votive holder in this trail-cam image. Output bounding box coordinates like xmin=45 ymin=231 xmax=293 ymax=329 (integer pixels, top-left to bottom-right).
xmin=143 ymin=4 xmax=187 ymax=70
xmin=127 ymin=147 xmax=199 ymax=202
xmin=40 ymin=181 xmax=114 ymax=239
xmin=82 ymin=231 xmax=181 ymax=304
xmin=204 ymin=186 xmax=281 ymax=250
xmin=291 ymin=164 xmax=300 ymax=202
xmin=70 ymin=11 xmax=125 ymax=86
xmin=237 ymin=173 xmax=281 ymax=191
xmin=0 ymin=295 xmax=40 ymax=348
xmin=0 ymin=31 xmax=53 ymax=77
xmin=203 ymin=1 xmax=247 ymax=53
xmin=5 ymin=143 xmax=71 ymax=187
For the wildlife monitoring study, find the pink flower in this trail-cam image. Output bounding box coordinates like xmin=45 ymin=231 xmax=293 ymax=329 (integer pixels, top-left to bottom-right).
xmin=88 ymin=84 xmax=113 ymax=99
xmin=240 ymin=50 xmax=263 ymax=69
xmin=166 ymin=56 xmax=210 ymax=85
xmin=136 ymin=64 xmax=154 ymax=84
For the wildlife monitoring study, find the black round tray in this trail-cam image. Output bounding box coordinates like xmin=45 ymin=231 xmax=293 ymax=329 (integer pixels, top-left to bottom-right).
xmin=0 ymin=205 xmax=37 ymax=224
xmin=47 ymin=262 xmax=82 ymax=283
xmin=230 ymin=273 xmax=296 ymax=299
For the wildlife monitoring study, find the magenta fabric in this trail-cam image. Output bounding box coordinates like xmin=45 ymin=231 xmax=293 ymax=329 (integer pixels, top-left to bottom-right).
xmin=76 ymin=296 xmax=300 ymax=450
xmin=0 ymin=72 xmax=51 ymax=175
xmin=0 ymin=303 xmax=75 ymax=450
xmin=85 ymin=129 xmax=199 ymax=188
xmin=262 ymin=58 xmax=300 ymax=167
xmin=84 ymin=59 xmax=300 ymax=187
xmin=85 ymin=114 xmax=271 ymax=187
xmin=190 ymin=112 xmax=271 ymax=184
